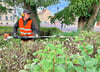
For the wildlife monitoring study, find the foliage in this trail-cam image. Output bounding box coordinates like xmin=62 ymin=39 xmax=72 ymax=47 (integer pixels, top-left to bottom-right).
xmin=19 ymin=43 xmax=66 ymax=72
xmin=61 ymin=30 xmax=80 ymax=36
xmin=1 ymin=33 xmax=100 ymax=72
xmin=51 ymin=0 xmax=100 ymax=29
xmin=67 ymin=0 xmax=98 ymax=17
xmin=5 ymin=0 xmax=59 ymax=8
xmin=1 ymin=26 xmax=100 ymax=72
xmin=97 ymin=11 xmax=100 ymax=21
xmin=40 ymin=27 xmax=62 ymax=36
xmin=50 ymin=7 xmax=75 ymax=24
xmin=0 ymin=4 xmax=7 ymax=14
xmin=19 ymin=35 xmax=100 ymax=72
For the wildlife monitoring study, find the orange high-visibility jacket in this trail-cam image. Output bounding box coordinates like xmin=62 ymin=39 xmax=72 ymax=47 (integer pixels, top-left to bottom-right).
xmin=19 ymin=18 xmax=33 ymax=36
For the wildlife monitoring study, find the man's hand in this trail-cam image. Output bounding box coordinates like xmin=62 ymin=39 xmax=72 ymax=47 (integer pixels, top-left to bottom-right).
xmin=35 ymin=34 xmax=39 ymax=38
xmin=13 ymin=33 xmax=18 ymax=38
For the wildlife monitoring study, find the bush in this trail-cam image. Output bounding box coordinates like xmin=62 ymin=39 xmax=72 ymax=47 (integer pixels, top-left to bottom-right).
xmin=62 ymin=30 xmax=80 ymax=36
xmin=0 ymin=26 xmax=62 ymax=36
xmin=0 ymin=26 xmax=13 ymax=35
xmin=1 ymin=31 xmax=100 ymax=72
xmin=39 ymin=27 xmax=62 ymax=36
xmin=19 ymin=36 xmax=100 ymax=72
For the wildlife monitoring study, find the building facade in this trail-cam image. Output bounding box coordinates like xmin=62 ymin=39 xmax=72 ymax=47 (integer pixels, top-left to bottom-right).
xmin=37 ymin=9 xmax=52 ymax=23
xmin=0 ymin=2 xmax=17 ymax=26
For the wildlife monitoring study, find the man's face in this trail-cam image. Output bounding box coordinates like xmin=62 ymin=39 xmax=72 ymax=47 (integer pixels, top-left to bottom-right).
xmin=24 ymin=13 xmax=30 ymax=20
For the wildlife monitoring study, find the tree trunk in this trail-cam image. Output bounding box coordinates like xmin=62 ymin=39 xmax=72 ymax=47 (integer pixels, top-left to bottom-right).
xmin=78 ymin=16 xmax=86 ymax=31
xmin=23 ymin=0 xmax=40 ymax=31
xmin=87 ymin=2 xmax=100 ymax=31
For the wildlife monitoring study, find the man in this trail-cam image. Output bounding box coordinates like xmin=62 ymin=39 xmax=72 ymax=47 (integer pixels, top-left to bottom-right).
xmin=13 ymin=9 xmax=39 ymax=42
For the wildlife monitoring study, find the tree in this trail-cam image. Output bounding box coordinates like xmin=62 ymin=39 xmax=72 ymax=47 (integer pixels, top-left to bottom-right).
xmin=97 ymin=10 xmax=100 ymax=26
xmin=5 ymin=0 xmax=59 ymax=31
xmin=51 ymin=0 xmax=100 ymax=31
xmin=0 ymin=0 xmax=7 ymax=14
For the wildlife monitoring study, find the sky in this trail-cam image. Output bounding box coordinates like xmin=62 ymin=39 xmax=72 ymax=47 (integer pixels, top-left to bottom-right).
xmin=47 ymin=0 xmax=70 ymax=15
xmin=16 ymin=0 xmax=70 ymax=17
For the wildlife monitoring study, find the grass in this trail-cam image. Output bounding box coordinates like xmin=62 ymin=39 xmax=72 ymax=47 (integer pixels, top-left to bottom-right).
xmin=0 ymin=26 xmax=13 ymax=34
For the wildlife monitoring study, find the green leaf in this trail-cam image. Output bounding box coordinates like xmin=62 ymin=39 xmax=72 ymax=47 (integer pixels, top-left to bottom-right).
xmin=40 ymin=59 xmax=53 ymax=71
xmin=47 ymin=43 xmax=56 ymax=50
xmin=86 ymin=67 xmax=97 ymax=72
xmin=55 ymin=65 xmax=65 ymax=72
xmin=97 ymin=49 xmax=100 ymax=54
xmin=85 ymin=58 xmax=98 ymax=67
xmin=33 ymin=52 xmax=38 ymax=56
xmin=34 ymin=64 xmax=41 ymax=72
xmin=74 ymin=67 xmax=84 ymax=72
xmin=43 ymin=48 xmax=48 ymax=52
xmin=25 ymin=0 xmax=30 ymax=3
xmin=74 ymin=36 xmax=79 ymax=42
xmin=78 ymin=59 xmax=84 ymax=66
xmin=85 ymin=45 xmax=93 ymax=54
xmin=56 ymin=56 xmax=65 ymax=64
xmin=24 ymin=64 xmax=31 ymax=70
xmin=67 ymin=61 xmax=74 ymax=68
xmin=19 ymin=70 xmax=29 ymax=72
xmin=42 ymin=53 xmax=48 ymax=58
xmin=97 ymin=68 xmax=100 ymax=72
xmin=78 ymin=45 xmax=84 ymax=51
xmin=79 ymin=38 xmax=84 ymax=41
xmin=48 ymin=51 xmax=56 ymax=59
xmin=73 ymin=59 xmax=79 ymax=64
xmin=30 ymin=63 xmax=37 ymax=72
xmin=56 ymin=44 xmax=63 ymax=48
xmin=56 ymin=48 xmax=64 ymax=55
xmin=32 ymin=58 xmax=39 ymax=62
xmin=39 ymin=53 xmax=43 ymax=57
xmin=82 ymin=42 xmax=87 ymax=45
xmin=95 ymin=54 xmax=100 ymax=59
xmin=81 ymin=51 xmax=87 ymax=56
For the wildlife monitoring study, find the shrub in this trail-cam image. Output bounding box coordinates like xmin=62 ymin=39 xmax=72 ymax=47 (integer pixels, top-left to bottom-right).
xmin=39 ymin=27 xmax=62 ymax=36
xmin=0 ymin=26 xmax=62 ymax=36
xmin=19 ymin=39 xmax=100 ymax=72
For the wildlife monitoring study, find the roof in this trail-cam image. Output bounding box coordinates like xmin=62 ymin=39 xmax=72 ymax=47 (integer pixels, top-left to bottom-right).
xmin=38 ymin=9 xmax=50 ymax=15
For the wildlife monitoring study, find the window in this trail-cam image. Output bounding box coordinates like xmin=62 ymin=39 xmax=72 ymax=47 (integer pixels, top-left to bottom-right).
xmin=0 ymin=16 xmax=2 ymax=20
xmin=13 ymin=15 xmax=15 ymax=20
xmin=10 ymin=16 xmax=13 ymax=21
xmin=5 ymin=16 xmax=8 ymax=21
xmin=4 ymin=2 xmax=6 ymax=6
xmin=8 ymin=9 xmax=13 ymax=13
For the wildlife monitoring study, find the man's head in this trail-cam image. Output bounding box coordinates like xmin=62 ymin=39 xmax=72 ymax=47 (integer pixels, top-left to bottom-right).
xmin=23 ymin=9 xmax=31 ymax=20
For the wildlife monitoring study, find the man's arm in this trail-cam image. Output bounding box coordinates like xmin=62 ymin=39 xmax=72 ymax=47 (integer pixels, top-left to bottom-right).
xmin=13 ymin=21 xmax=19 ymax=34
xmin=31 ymin=22 xmax=38 ymax=35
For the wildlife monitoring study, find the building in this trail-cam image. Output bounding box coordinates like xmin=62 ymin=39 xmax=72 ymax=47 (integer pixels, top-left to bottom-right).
xmin=15 ymin=7 xmax=23 ymax=18
xmin=37 ymin=9 xmax=52 ymax=23
xmin=0 ymin=2 xmax=17 ymax=26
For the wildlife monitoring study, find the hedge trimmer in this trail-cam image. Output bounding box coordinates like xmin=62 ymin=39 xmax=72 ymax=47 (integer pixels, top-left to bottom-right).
xmin=3 ymin=33 xmax=69 ymax=41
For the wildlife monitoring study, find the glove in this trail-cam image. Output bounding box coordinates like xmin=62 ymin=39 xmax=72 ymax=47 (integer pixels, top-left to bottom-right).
xmin=35 ymin=34 xmax=39 ymax=38
xmin=13 ymin=33 xmax=18 ymax=38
